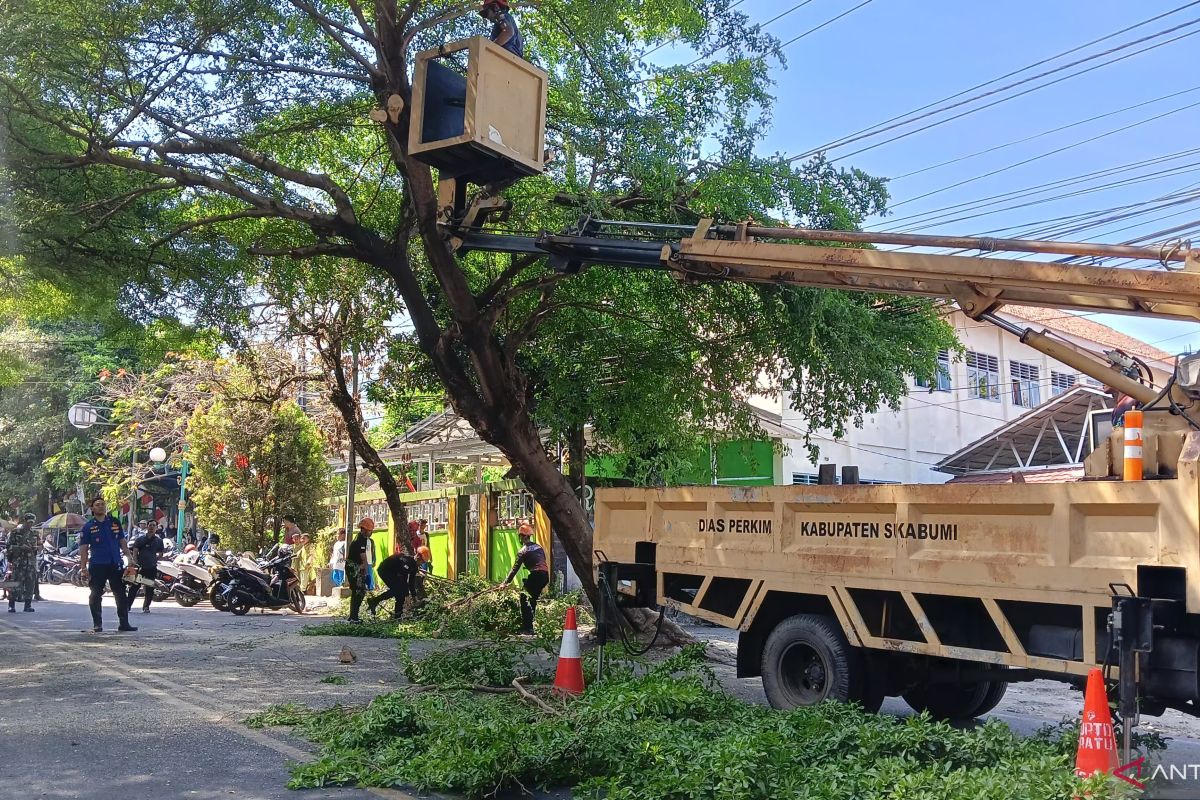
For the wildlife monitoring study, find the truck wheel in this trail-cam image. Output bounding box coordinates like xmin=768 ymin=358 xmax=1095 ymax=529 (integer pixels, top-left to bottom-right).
xmin=761 ymin=614 xmax=862 ymax=709
xmin=967 ymin=680 xmax=1008 ymax=718
xmin=903 ymin=680 xmax=990 ymax=720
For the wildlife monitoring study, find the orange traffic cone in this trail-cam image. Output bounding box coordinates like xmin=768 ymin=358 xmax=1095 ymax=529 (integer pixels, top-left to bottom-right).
xmin=1075 ymin=668 xmax=1119 ymax=778
xmin=552 ymin=606 xmax=586 ymax=696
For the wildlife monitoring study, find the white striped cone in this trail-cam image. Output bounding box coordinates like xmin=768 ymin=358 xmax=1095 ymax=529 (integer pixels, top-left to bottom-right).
xmin=552 ymin=605 xmax=585 ymax=695
xmin=1124 ymin=409 xmax=1144 ymax=482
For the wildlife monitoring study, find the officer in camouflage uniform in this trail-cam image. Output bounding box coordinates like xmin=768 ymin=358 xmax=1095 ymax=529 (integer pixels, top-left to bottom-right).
xmin=7 ymin=513 xmax=38 ymax=613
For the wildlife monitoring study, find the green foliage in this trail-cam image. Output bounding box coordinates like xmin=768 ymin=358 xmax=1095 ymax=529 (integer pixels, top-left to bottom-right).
xmin=399 ymin=640 xmax=553 ymax=688
xmin=188 ymin=398 xmax=331 ymax=553
xmin=253 ymin=647 xmax=1089 ymax=800
xmin=302 ymin=574 xmax=589 ymax=641
xmin=0 ymin=0 xmax=955 ymax=503
xmin=319 ymin=675 xmax=349 ymax=685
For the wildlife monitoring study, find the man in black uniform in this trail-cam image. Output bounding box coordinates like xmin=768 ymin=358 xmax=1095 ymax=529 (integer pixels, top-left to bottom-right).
xmin=126 ymin=519 xmax=166 ymax=613
xmin=345 ymin=518 xmax=374 ymax=624
xmin=367 ymin=552 xmax=419 ymax=620
xmin=504 ymin=524 xmax=549 ymax=635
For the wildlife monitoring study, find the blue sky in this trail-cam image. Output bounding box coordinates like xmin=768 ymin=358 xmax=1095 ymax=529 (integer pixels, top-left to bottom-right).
xmin=657 ymin=0 xmax=1200 ymax=354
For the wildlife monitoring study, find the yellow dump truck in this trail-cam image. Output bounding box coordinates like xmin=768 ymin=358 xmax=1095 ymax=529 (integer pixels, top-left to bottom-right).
xmin=590 ymin=223 xmax=1200 ymax=728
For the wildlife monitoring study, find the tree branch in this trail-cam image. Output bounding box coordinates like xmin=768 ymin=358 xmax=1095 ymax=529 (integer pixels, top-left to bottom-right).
xmin=476 ymin=254 xmax=543 ymax=309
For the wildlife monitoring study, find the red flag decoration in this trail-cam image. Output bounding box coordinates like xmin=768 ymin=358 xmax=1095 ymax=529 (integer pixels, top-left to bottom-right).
xmin=154 ymin=508 xmax=166 ymax=522
xmin=140 ymin=491 xmax=154 ymax=507
xmin=234 ymin=453 xmax=250 ymax=470
xmin=214 ymin=441 xmax=226 ymax=457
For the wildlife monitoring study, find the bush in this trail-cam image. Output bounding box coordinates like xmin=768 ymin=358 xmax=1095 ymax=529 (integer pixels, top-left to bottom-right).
xmin=249 ymin=646 xmax=1110 ymax=800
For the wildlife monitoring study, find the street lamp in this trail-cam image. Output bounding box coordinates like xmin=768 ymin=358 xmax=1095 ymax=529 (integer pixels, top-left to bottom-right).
xmin=130 ymin=447 xmax=169 ymax=533
xmin=175 ymin=445 xmax=190 ymax=550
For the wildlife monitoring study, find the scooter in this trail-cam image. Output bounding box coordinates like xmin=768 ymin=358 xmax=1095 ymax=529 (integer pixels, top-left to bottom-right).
xmin=221 ymin=551 xmax=304 ymax=615
xmin=171 ymin=557 xmax=213 ymax=607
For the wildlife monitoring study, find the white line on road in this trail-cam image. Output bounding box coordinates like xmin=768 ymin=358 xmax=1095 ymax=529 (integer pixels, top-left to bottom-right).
xmin=0 ymin=619 xmax=419 ymax=800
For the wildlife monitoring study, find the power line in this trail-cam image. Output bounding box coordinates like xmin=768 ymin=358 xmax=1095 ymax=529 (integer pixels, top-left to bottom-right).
xmin=826 ymin=24 xmax=1200 ymax=164
xmin=883 ymin=97 xmax=1200 ymax=211
xmin=890 ymin=83 xmax=1200 ymax=182
xmin=776 ymin=0 xmax=876 ymax=49
xmin=791 ymin=1 xmax=1200 ymax=159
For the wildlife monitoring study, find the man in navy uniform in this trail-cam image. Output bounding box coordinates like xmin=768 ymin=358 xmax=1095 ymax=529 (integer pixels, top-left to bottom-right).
xmin=78 ymin=496 xmax=138 ymax=633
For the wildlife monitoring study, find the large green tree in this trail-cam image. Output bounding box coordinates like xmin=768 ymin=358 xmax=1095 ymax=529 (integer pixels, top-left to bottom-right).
xmin=0 ymin=0 xmax=954 ymax=604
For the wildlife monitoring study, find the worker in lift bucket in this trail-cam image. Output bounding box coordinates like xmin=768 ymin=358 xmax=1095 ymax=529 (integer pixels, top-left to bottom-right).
xmin=1105 ymin=384 xmax=1140 ymax=427
xmin=480 ymin=0 xmax=523 ymax=59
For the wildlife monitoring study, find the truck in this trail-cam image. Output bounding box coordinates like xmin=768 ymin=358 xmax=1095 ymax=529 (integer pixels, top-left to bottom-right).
xmin=584 ymin=221 xmax=1200 ymax=736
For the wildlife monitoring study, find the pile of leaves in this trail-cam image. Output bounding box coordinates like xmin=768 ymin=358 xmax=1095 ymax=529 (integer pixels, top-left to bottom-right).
xmin=301 ymin=574 xmax=589 ymax=641
xmin=246 ymin=644 xmax=1122 ymax=800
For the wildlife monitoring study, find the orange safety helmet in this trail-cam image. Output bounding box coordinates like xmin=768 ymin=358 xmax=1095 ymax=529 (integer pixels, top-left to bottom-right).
xmin=358 ymin=517 xmax=376 ymax=532
xmin=479 ymin=0 xmax=509 ymax=15
xmin=184 ymin=544 xmax=197 ymax=553
xmin=416 ymin=545 xmax=431 ymax=562
xmin=517 ymin=523 xmax=534 ymax=538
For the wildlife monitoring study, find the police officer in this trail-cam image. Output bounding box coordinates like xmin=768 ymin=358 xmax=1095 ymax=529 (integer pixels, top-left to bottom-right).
xmin=126 ymin=519 xmax=166 ymax=613
xmin=6 ymin=513 xmax=38 ymax=613
xmin=78 ymin=497 xmax=138 ymax=633
xmin=504 ymin=523 xmax=549 ymax=635
xmin=367 ymin=551 xmax=419 ymax=620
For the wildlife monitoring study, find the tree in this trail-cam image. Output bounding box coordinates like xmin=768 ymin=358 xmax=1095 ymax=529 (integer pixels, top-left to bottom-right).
xmin=188 ymin=398 xmax=331 ymax=553
xmin=1 ymin=0 xmax=954 ymax=608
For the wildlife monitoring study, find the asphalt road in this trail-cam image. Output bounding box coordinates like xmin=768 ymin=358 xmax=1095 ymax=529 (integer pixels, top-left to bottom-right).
xmin=7 ymin=587 xmax=1200 ymax=799
xmin=0 ymin=583 xmax=416 ymax=800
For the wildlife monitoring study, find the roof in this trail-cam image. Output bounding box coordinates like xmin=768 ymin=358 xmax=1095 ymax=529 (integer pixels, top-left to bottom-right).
xmin=1002 ymin=305 xmax=1174 ymax=362
xmin=935 ymin=385 xmax=1111 ymax=474
xmin=946 ymin=466 xmax=1084 ymax=484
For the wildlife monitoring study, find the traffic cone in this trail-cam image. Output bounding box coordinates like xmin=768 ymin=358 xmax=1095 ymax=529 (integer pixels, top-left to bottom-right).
xmin=1075 ymin=668 xmax=1119 ymax=778
xmin=552 ymin=606 xmax=586 ymax=696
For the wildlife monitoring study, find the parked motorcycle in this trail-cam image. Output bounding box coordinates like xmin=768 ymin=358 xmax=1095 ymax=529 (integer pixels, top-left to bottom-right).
xmin=220 ymin=550 xmax=304 ymax=615
xmin=38 ymin=547 xmax=75 ymax=585
xmin=170 ymin=557 xmax=213 ymax=607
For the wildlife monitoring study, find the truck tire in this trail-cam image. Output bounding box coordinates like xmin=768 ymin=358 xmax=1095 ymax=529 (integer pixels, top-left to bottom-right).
xmin=967 ymin=680 xmax=1008 ymax=718
xmin=761 ymin=614 xmax=862 ymax=709
xmin=903 ymin=680 xmax=990 ymax=720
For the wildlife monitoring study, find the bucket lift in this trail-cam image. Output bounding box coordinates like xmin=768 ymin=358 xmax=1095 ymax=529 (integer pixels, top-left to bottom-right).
xmin=408 ymin=36 xmax=548 ymax=229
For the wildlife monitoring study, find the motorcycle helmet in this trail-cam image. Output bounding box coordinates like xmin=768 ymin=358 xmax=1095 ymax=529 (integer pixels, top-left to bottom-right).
xmin=184 ymin=544 xmax=197 ymax=553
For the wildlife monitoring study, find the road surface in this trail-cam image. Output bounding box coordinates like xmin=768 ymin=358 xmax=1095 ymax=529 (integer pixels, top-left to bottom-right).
xmin=6 ymin=586 xmax=1200 ymax=799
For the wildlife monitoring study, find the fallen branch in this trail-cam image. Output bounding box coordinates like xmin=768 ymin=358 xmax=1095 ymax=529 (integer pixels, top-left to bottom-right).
xmin=512 ymin=677 xmax=560 ymax=714
xmin=405 ymin=681 xmax=555 ymax=697
xmin=446 ymin=584 xmax=504 ymax=610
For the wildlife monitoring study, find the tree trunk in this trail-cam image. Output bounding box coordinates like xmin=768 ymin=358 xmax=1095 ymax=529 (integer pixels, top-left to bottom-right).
xmin=567 ymin=424 xmax=586 ymax=517
xmin=318 ymin=336 xmax=412 ymax=556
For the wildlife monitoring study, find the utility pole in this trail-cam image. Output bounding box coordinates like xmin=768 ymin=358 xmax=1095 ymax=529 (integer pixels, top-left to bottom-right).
xmin=344 ymin=342 xmax=359 ymax=530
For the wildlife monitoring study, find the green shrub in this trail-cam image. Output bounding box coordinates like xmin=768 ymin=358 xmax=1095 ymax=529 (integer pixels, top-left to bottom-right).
xmin=251 ymin=647 xmax=1106 ymax=800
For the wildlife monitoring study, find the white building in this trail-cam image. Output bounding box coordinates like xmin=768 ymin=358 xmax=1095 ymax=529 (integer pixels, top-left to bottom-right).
xmin=771 ymin=306 xmax=1175 ymax=485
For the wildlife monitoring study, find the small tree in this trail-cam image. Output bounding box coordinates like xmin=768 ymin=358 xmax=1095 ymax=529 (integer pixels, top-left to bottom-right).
xmin=188 ymin=398 xmax=331 ymax=553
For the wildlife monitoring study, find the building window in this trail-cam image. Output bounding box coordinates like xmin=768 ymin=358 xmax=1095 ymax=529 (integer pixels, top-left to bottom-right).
xmin=1051 ymin=371 xmax=1076 ymax=396
xmin=915 ymin=349 xmax=952 ymax=392
xmin=966 ymin=351 xmax=1000 ymax=402
xmin=1010 ymin=361 xmax=1041 ymax=408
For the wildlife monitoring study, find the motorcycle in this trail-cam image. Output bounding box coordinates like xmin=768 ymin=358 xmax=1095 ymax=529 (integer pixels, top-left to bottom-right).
xmin=38 ymin=546 xmax=75 ymax=585
xmin=170 ymin=556 xmax=213 ymax=607
xmin=220 ymin=551 xmax=305 ymax=615
xmin=153 ymin=560 xmax=183 ymax=603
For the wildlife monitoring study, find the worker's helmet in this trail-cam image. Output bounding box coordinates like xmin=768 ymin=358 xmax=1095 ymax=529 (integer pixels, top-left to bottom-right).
xmin=22 ymin=512 xmax=36 ymax=523
xmin=359 ymin=517 xmax=376 ymax=533
xmin=517 ymin=523 xmax=533 ymax=539
xmin=184 ymin=544 xmax=197 ymax=553
xmin=480 ymin=0 xmax=509 ymax=15
xmin=416 ymin=545 xmax=431 ymax=562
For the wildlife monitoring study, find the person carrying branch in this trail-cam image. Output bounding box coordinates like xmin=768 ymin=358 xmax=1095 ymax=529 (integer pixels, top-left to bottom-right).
xmin=504 ymin=523 xmax=548 ymax=635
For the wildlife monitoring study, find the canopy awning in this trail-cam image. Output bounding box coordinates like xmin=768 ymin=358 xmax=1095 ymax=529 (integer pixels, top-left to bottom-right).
xmin=934 ymin=386 xmax=1111 ymax=475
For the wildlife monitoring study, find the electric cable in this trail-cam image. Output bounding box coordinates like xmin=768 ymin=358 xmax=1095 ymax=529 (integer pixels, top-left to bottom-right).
xmin=792 ymin=1 xmax=1200 ymax=159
